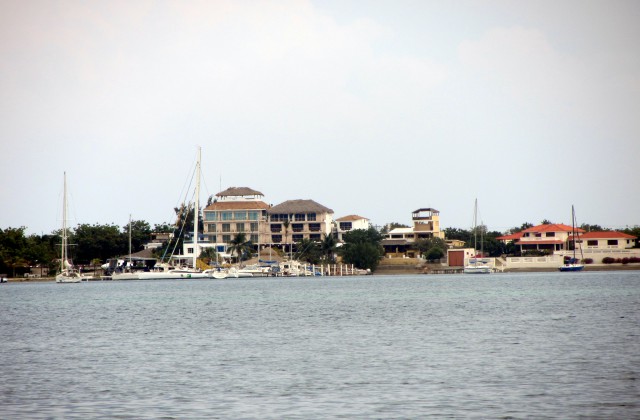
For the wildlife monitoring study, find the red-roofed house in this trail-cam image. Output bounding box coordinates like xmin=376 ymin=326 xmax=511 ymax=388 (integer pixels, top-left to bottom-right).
xmin=514 ymin=223 xmax=585 ymax=253
xmin=496 ymin=232 xmax=524 ymax=244
xmin=578 ymin=231 xmax=637 ymax=250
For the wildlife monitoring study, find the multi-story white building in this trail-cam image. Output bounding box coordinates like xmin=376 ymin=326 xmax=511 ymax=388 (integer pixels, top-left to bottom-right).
xmin=266 ymin=199 xmax=334 ymax=249
xmin=334 ymin=215 xmax=371 ymax=241
xmin=382 ymin=208 xmax=444 ymax=257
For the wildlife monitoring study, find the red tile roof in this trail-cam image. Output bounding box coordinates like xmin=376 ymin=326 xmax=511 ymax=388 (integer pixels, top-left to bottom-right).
xmin=522 ymin=223 xmax=585 ymax=234
xmin=496 ymin=232 xmax=524 ymax=241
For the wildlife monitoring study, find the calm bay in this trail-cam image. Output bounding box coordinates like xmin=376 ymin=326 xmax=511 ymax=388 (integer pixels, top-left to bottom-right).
xmin=1 ymin=271 xmax=639 ymax=419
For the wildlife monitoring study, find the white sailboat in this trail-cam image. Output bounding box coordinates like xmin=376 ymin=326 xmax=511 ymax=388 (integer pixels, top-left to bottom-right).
xmin=464 ymin=198 xmax=491 ymax=274
xmin=56 ymin=172 xmax=82 ymax=283
xmin=558 ymin=205 xmax=585 ymax=272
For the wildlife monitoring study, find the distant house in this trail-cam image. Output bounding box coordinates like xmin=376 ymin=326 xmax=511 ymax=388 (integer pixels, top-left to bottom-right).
xmin=515 ymin=223 xmax=585 ymax=253
xmin=578 ymin=231 xmax=637 ymax=250
xmin=382 ymin=208 xmax=444 ymax=258
xmin=335 ymin=215 xmax=371 ymax=242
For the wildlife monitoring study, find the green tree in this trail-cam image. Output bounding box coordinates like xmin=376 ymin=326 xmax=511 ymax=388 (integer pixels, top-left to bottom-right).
xmin=339 ymin=228 xmax=384 ymax=271
xmin=320 ymin=233 xmax=337 ymax=263
xmin=73 ymin=223 xmax=126 ymax=264
xmin=295 ymin=238 xmax=322 ymax=265
xmin=199 ymin=247 xmax=219 ymax=265
xmin=228 ymin=232 xmax=253 ymax=264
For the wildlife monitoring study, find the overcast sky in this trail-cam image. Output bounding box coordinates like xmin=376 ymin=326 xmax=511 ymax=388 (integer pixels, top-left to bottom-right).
xmin=1 ymin=0 xmax=638 ymax=235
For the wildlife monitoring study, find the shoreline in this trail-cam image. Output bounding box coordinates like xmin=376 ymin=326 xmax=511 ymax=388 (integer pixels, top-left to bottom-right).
xmin=4 ymin=263 xmax=640 ymax=282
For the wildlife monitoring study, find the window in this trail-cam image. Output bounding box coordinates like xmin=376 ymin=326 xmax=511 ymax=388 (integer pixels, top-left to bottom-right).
xmin=546 ymin=232 xmax=555 ymax=237
xmin=248 ymin=211 xmax=259 ymax=221
xmin=309 ymin=223 xmax=321 ymax=232
xmin=250 ymin=234 xmax=258 ymax=243
xmin=271 ymin=224 xmax=281 ymax=233
xmin=307 ymin=213 xmax=316 ymax=221
xmin=587 ymin=240 xmax=598 ymax=247
xmin=221 ymin=211 xmax=233 ymax=221
xmin=250 ymin=222 xmax=258 ymax=232
xmin=208 ymin=235 xmax=216 ymax=243
xmin=222 ymin=235 xmax=231 ymax=243
xmin=236 ymin=223 xmax=245 ymax=232
xmin=222 ymin=223 xmax=231 ymax=233
xmin=310 ymin=234 xmax=321 ymax=241
xmin=187 ymin=247 xmax=194 ymax=254
xmin=535 ymin=233 xmax=542 ymax=238
xmin=271 ymin=214 xmax=288 ymax=222
xmin=523 ymin=233 xmax=530 ymax=237
xmin=339 ymin=222 xmax=353 ymax=231
xmin=607 ymin=239 xmax=618 ymax=246
xmin=234 ymin=211 xmax=246 ymax=220
xmin=292 ymin=234 xmax=303 ymax=242
xmin=207 ymin=224 xmax=216 ymax=233
xmin=292 ymin=223 xmax=304 ymax=232
xmin=295 ymin=213 xmax=305 ymax=221
xmin=272 ymin=235 xmax=282 ymax=243
xmin=204 ymin=212 xmax=216 ymax=221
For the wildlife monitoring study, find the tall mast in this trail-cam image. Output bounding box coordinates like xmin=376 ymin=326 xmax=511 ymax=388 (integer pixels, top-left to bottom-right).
xmin=128 ymin=214 xmax=132 ymax=268
xmin=61 ymin=172 xmax=67 ymax=272
xmin=473 ymin=198 xmax=478 ymax=254
xmin=193 ymin=147 xmax=201 ymax=269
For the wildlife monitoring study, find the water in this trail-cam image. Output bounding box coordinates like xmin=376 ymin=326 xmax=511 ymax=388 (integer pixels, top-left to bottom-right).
xmin=1 ymin=271 xmax=639 ymax=419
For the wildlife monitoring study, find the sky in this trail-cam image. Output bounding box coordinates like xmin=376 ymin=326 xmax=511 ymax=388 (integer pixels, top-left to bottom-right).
xmin=1 ymin=0 xmax=639 ymax=235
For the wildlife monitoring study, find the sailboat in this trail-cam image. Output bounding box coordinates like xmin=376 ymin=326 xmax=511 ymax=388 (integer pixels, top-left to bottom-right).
xmin=558 ymin=205 xmax=584 ymax=272
xmin=56 ymin=172 xmax=82 ymax=283
xmin=464 ymin=198 xmax=491 ymax=274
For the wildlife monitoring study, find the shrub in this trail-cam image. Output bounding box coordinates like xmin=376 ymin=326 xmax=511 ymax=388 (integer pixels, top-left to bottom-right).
xmin=622 ymin=257 xmax=630 ymax=265
xmin=602 ymin=257 xmax=615 ymax=264
xmin=583 ymin=258 xmax=593 ymax=264
xmin=630 ymin=257 xmax=640 ymax=264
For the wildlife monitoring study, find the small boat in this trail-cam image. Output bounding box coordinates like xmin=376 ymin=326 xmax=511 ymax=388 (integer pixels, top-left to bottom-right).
xmin=56 ymin=172 xmax=82 ymax=284
xmin=559 ymin=205 xmax=584 ymax=272
xmin=464 ymin=199 xmax=491 ymax=274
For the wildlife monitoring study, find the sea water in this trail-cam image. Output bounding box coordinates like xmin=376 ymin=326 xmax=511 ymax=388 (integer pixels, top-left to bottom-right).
xmin=1 ymin=271 xmax=639 ymax=419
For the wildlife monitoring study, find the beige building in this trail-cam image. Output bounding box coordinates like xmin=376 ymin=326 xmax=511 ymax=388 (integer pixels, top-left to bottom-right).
xmin=202 ymin=187 xmax=270 ymax=253
xmin=266 ymin=199 xmax=334 ymax=248
xmin=382 ymin=208 xmax=444 ymax=257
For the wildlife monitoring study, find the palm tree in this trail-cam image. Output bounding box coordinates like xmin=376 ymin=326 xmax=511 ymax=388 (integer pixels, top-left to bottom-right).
xmin=282 ymin=219 xmax=290 ymax=259
xmin=320 ymin=233 xmax=337 ymax=264
xmin=227 ymin=233 xmax=253 ymax=265
xmin=199 ymin=247 xmax=219 ymax=266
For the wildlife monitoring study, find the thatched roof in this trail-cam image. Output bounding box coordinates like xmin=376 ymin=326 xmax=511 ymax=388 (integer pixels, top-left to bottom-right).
xmin=267 ymin=199 xmax=333 ymax=214
xmin=216 ymin=187 xmax=264 ymax=197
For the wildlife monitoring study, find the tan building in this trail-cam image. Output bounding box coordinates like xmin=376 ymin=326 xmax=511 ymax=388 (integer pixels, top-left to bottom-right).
xmin=202 ymin=187 xmax=270 ymax=252
xmin=579 ymin=231 xmax=637 ymax=250
xmin=382 ymin=208 xmax=444 ymax=257
xmin=267 ymin=199 xmax=334 ymax=248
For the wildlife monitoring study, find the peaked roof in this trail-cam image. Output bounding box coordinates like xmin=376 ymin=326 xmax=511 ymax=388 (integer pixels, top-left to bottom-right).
xmin=522 ymin=223 xmax=586 ymax=234
xmin=578 ymin=231 xmax=637 ymax=239
xmin=336 ymin=214 xmax=368 ymax=222
xmin=216 ymin=187 xmax=264 ymax=197
xmin=496 ymin=232 xmax=524 ymax=241
xmin=267 ymin=199 xmax=333 ymax=214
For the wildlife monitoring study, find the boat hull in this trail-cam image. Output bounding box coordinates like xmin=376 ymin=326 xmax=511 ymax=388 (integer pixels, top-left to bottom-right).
xmin=558 ymin=264 xmax=584 ymax=272
xmin=463 ymin=266 xmax=492 ymax=274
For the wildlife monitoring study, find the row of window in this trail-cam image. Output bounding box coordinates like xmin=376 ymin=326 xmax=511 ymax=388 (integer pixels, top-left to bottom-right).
xmin=523 ymin=232 xmax=556 ymax=238
xmin=270 ymin=223 xmax=322 ymax=232
xmin=203 ymin=234 xmax=259 ymax=244
xmin=204 ymin=211 xmax=262 ymax=221
xmin=270 ymin=213 xmax=317 ymax=222
xmin=271 ymin=234 xmax=322 ymax=242
xmin=207 ymin=222 xmax=259 ymax=233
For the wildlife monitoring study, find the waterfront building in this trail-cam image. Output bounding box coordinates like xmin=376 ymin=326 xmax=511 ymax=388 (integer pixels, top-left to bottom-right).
xmin=512 ymin=223 xmax=585 ymax=254
xmin=382 ymin=208 xmax=445 ymax=258
xmin=575 ymin=231 xmax=637 ymax=250
xmin=334 ymin=215 xmax=371 ymax=242
xmin=200 ymin=187 xmax=270 ymax=256
xmin=267 ymin=199 xmax=334 ymax=252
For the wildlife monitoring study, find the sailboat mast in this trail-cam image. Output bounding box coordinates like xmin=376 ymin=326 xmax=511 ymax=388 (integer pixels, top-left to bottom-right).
xmin=193 ymin=147 xmax=201 ymax=269
xmin=473 ymin=198 xmax=478 ymax=253
xmin=61 ymin=172 xmax=67 ymax=273
xmin=128 ymin=214 xmax=132 ymax=268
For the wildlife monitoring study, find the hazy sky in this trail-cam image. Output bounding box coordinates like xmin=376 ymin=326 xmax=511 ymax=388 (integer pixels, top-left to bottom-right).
xmin=1 ymin=0 xmax=639 ymax=235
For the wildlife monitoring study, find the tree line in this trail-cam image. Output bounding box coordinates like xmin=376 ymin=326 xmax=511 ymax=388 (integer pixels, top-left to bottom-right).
xmin=1 ymin=217 xmax=638 ymax=276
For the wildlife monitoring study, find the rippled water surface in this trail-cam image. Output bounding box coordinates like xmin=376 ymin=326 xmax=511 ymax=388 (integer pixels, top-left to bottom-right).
xmin=1 ymin=271 xmax=639 ymax=419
